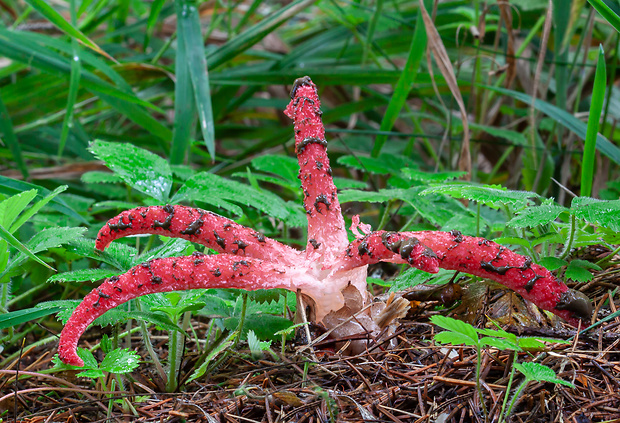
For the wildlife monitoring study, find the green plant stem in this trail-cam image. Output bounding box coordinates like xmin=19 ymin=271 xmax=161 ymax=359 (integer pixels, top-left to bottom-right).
xmin=498 ymin=351 xmax=518 ymax=423
xmin=559 ymin=214 xmax=577 ymax=260
xmin=504 ymin=378 xmax=529 ymax=418
xmin=166 ymin=324 xmax=181 ymax=392
xmin=134 ymin=299 xmax=167 ymax=385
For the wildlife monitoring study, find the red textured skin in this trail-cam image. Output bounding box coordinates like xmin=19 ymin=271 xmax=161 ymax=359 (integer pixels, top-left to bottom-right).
xmin=337 ymin=231 xmax=579 ymax=326
xmin=58 ymin=254 xmax=289 ymax=366
xmin=96 ymin=205 xmax=300 ymax=265
xmin=284 ymin=78 xmax=349 ymax=259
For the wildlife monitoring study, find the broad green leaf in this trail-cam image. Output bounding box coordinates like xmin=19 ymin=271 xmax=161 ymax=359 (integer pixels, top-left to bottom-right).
xmin=565 ymin=260 xmax=601 ymax=283
xmin=89 ymin=140 xmax=172 ymax=202
xmin=582 ymin=45 xmax=606 ymax=197
xmin=480 ymin=337 xmax=520 ymax=351
xmin=421 ymin=184 xmax=539 ymax=209
xmin=53 ymin=347 xmax=99 ymax=371
xmin=67 ymin=238 xmax=137 ymax=271
xmin=484 ymin=85 xmax=620 ymax=165
xmin=173 ymin=172 xmax=290 ymax=220
xmin=47 ymin=268 xmax=119 ymax=283
xmin=0 ymin=305 xmax=61 ymax=330
xmin=514 ymin=362 xmax=574 ymax=387
xmin=434 ymin=331 xmax=480 ymax=347
xmin=387 ymin=268 xmax=438 ymax=292
xmin=27 ymin=227 xmax=86 ymax=254
xmin=77 ymin=369 xmax=105 ymax=379
xmin=507 ymin=205 xmax=567 ymax=228
xmin=571 ymin=197 xmax=620 ymax=232
xmin=136 ymin=239 xmax=191 ymax=264
xmin=251 ymin=155 xmax=300 ymax=184
xmin=338 ymin=154 xmax=417 ymax=175
xmin=99 ymin=348 xmax=141 ymax=374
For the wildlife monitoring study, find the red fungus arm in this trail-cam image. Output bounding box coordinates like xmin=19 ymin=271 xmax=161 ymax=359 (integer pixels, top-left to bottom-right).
xmin=96 ymin=205 xmax=300 ymax=265
xmin=334 ymin=230 xmax=589 ymax=326
xmin=284 ymin=77 xmax=348 ymax=260
xmin=58 ymin=254 xmax=296 ymax=366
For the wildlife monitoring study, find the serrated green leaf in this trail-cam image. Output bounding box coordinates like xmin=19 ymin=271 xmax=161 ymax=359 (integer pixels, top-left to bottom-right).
xmin=26 ymin=227 xmax=86 ymax=254
xmin=517 ymin=337 xmax=551 ymax=351
xmin=571 ymin=197 xmax=620 ymax=232
xmin=47 ymin=268 xmax=119 ymax=283
xmin=247 ymin=329 xmax=271 ymax=360
xmin=514 ymin=362 xmax=574 ymax=387
xmin=430 ymin=315 xmax=479 ymax=345
xmin=434 ymin=331 xmax=479 ymax=347
xmin=508 ymin=205 xmax=567 ymax=228
xmin=337 ymin=154 xmax=417 ymax=175
xmin=400 ymin=168 xmax=468 ymax=183
xmin=82 ymin=171 xmax=123 ymax=184
xmin=99 ymin=348 xmax=140 ymax=374
xmin=173 ymin=172 xmax=289 ymax=219
xmin=565 ymin=262 xmax=595 ymax=283
xmin=11 ymin=185 xmax=68 ymax=233
xmin=421 ymin=184 xmax=539 ymax=209
xmin=77 ymin=369 xmax=105 ymax=379
xmin=136 ymin=238 xmax=191 ymax=264
xmin=67 ymin=238 xmax=137 ymax=271
xmin=89 ymin=140 xmax=172 ymax=202
xmin=53 ymin=347 xmax=98 ymax=371
xmin=538 ymin=257 xmax=568 ymax=271
xmin=0 ymin=223 xmax=55 ymax=272
xmin=251 ymin=155 xmax=300 ymax=184
xmin=480 ymin=337 xmax=520 ymax=351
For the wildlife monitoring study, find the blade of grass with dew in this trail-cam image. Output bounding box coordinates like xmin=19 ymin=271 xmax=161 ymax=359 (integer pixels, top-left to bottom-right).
xmin=177 ymin=0 xmax=215 ymax=160
xmin=0 ymin=223 xmax=54 ymax=271
xmin=208 ymin=0 xmax=316 ymax=70
xmin=0 ymin=306 xmax=61 ymax=331
xmin=144 ymin=0 xmax=166 ymax=51
xmin=170 ymin=2 xmax=196 ymax=165
xmin=0 ymin=92 xmax=27 ymax=179
xmin=587 ymin=0 xmax=620 ymax=33
xmin=482 ymin=84 xmax=620 ymax=165
xmin=372 ymin=3 xmax=427 ymax=157
xmin=23 ymin=0 xmax=114 ymax=61
xmin=58 ymin=0 xmax=81 ymax=158
xmin=581 ymin=45 xmax=606 ymax=197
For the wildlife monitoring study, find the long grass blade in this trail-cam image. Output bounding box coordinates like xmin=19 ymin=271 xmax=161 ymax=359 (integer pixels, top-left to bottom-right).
xmin=581 ymin=45 xmax=607 ymax=197
xmin=171 ymin=3 xmax=196 ymax=165
xmin=0 ymin=223 xmax=54 ymax=271
xmin=23 ymin=0 xmax=115 ymax=61
xmin=485 ymin=85 xmax=620 ymax=165
xmin=372 ymin=5 xmax=427 ymax=157
xmin=0 ymin=93 xmax=28 ymax=179
xmin=587 ymin=0 xmax=620 ymax=33
xmin=177 ymin=0 xmax=215 ymax=160
xmin=58 ymin=0 xmax=81 ymax=158
xmin=145 ymin=0 xmax=166 ymax=51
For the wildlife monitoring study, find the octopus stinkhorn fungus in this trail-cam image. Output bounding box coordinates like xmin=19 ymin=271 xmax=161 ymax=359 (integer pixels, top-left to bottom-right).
xmin=58 ymin=77 xmax=592 ymax=367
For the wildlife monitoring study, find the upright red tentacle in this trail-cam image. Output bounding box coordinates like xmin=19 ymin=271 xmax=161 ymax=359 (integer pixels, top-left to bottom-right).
xmin=96 ymin=205 xmax=300 ymax=265
xmin=334 ymin=230 xmax=590 ymax=326
xmin=284 ymin=77 xmax=348 ymax=261
xmin=58 ymin=254 xmax=293 ymax=366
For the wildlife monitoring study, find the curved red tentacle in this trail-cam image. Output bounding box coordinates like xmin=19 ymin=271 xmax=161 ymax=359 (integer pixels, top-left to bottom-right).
xmin=96 ymin=205 xmax=301 ymax=265
xmin=58 ymin=254 xmax=293 ymax=366
xmin=334 ymin=230 xmax=588 ymax=326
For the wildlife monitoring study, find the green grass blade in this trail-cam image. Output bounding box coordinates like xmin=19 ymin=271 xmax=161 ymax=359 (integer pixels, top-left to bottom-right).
xmin=208 ymin=0 xmax=316 ymax=70
xmin=145 ymin=0 xmax=166 ymax=51
xmin=582 ymin=45 xmax=607 ymax=197
xmin=0 ymin=176 xmax=86 ymax=224
xmin=0 ymin=306 xmax=61 ymax=330
xmin=171 ymin=6 xmax=196 ymax=165
xmin=177 ymin=0 xmax=215 ymax=159
xmin=0 ymin=223 xmax=54 ymax=271
xmin=0 ymin=92 xmax=28 ymax=179
xmin=483 ymin=84 xmax=620 ymax=165
xmin=58 ymin=35 xmax=81 ymax=157
xmin=587 ymin=0 xmax=620 ymax=33
xmin=372 ymin=5 xmax=427 ymax=157
xmin=23 ymin=0 xmax=114 ymax=61
xmin=10 ymin=185 xmax=68 ymax=233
